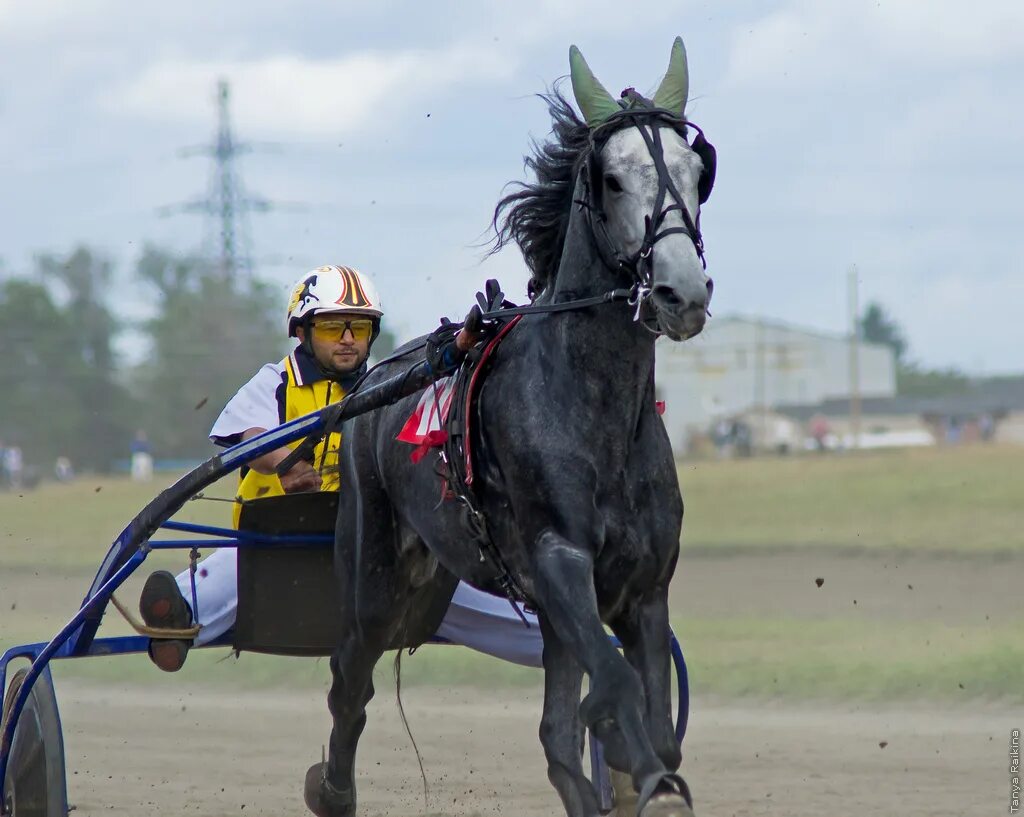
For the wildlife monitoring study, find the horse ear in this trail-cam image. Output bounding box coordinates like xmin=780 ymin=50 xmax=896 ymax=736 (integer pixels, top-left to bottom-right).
xmin=653 ymin=36 xmax=690 ymax=115
xmin=569 ymin=45 xmax=620 ymax=127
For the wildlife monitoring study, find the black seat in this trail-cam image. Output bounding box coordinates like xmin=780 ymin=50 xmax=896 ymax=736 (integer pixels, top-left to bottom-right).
xmin=233 ymin=492 xmax=342 ymax=656
xmin=232 ymin=490 xmax=457 ymax=657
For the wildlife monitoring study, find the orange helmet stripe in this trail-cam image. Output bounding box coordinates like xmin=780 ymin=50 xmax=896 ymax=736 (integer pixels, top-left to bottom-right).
xmin=334 ymin=265 xmax=371 ymax=308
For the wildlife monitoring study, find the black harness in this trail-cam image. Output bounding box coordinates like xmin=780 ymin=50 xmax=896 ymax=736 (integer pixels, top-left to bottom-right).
xmin=439 ymin=309 xmax=533 ymax=615
xmin=432 ymin=107 xmax=717 ymax=613
xmin=277 ymin=105 xmax=717 ymax=618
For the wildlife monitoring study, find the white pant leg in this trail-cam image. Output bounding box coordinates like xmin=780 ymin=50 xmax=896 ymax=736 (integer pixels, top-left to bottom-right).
xmin=173 ymin=556 xmax=544 ymax=661
xmin=434 ymin=581 xmax=544 ymax=668
xmin=174 ymin=548 xmax=239 ymax=646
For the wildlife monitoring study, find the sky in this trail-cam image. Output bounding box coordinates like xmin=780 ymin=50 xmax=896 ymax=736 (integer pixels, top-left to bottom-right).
xmin=1 ymin=0 xmax=1022 ymax=373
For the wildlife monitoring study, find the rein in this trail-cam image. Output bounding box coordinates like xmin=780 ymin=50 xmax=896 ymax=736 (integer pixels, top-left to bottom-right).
xmin=274 ymin=283 xmax=636 ymax=478
xmin=474 ymin=286 xmax=635 ymax=320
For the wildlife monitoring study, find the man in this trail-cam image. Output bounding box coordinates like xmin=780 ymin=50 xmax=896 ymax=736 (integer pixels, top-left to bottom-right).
xmin=2 ymin=443 xmax=23 ymax=491
xmin=129 ymin=430 xmax=153 ymax=483
xmin=139 ymin=264 xmax=542 ymax=672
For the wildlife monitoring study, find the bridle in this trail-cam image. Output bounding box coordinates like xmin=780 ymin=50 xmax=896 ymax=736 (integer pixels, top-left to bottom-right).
xmin=438 ymin=109 xmax=715 ymax=335
xmin=575 ymin=105 xmax=716 ymax=325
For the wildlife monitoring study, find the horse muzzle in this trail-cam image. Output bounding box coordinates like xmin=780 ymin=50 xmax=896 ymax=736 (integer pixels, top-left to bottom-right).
xmin=650 ymin=278 xmax=711 ymax=340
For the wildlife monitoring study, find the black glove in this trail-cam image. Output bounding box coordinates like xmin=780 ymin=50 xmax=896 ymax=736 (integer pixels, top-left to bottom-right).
xmin=425 ymin=318 xmax=463 ymax=376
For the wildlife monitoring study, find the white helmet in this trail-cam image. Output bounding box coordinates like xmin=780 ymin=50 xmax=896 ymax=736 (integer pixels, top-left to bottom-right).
xmin=286 ymin=265 xmax=384 ymax=337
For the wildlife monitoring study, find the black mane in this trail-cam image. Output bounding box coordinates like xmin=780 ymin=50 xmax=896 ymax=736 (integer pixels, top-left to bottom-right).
xmin=492 ymin=89 xmax=591 ymax=300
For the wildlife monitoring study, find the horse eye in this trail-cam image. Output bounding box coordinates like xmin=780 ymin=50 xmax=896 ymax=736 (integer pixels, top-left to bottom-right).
xmin=604 ymin=174 xmax=624 ymax=194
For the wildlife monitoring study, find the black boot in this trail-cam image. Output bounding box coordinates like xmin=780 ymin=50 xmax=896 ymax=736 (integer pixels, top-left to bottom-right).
xmin=139 ymin=570 xmax=193 ymax=672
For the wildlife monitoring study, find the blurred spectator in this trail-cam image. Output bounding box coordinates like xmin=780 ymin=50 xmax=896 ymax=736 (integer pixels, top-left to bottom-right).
xmin=712 ymin=418 xmax=733 ymax=459
xmin=130 ymin=430 xmax=154 ymax=482
xmin=55 ymin=456 xmax=75 ymax=483
xmin=979 ymin=412 xmax=995 ymax=442
xmin=733 ymin=420 xmax=753 ymax=458
xmin=710 ymin=417 xmax=756 ymax=459
xmin=21 ymin=465 xmax=41 ymax=491
xmin=810 ymin=414 xmax=831 ymax=452
xmin=3 ymin=445 xmax=24 ymax=490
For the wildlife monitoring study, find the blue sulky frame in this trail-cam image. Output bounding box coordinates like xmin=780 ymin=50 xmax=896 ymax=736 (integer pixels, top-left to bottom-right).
xmin=0 ymin=409 xmax=689 ymax=815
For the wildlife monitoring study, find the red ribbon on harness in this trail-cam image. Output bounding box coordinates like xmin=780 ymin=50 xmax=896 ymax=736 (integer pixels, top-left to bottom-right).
xmin=409 ymin=429 xmax=449 ymax=464
xmin=656 ymin=400 xmax=666 ymax=415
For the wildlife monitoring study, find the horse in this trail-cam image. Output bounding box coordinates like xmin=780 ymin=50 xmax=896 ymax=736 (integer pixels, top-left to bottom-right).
xmin=305 ymin=37 xmax=716 ymax=817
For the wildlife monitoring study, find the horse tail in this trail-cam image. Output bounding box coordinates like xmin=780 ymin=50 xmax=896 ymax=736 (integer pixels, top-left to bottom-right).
xmin=393 ymin=646 xmax=429 ymax=808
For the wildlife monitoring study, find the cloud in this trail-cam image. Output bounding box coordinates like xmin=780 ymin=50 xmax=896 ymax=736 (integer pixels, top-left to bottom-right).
xmin=724 ymin=0 xmax=1024 ymax=92
xmin=4 ymin=0 xmax=1021 ymax=373
xmin=880 ymin=265 xmax=1024 ymax=374
xmin=866 ymin=0 xmax=1024 ymax=65
xmin=104 ymin=43 xmax=519 ymax=139
xmin=383 ymin=239 xmax=531 ymax=342
xmin=0 ymin=0 xmax=99 ymax=32
xmin=94 ymin=0 xmax=697 ymax=141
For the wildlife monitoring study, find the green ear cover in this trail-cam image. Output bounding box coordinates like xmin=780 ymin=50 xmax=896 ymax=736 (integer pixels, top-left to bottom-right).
xmin=653 ymin=36 xmax=690 ymax=115
xmin=569 ymin=45 xmax=621 ymax=127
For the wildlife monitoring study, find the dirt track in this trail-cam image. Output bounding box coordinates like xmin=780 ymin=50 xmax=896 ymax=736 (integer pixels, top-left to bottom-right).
xmin=59 ymin=682 xmax=1016 ymax=817
xmin=7 ymin=550 xmax=1022 ymax=816
xmin=8 ymin=550 xmax=1022 ymax=641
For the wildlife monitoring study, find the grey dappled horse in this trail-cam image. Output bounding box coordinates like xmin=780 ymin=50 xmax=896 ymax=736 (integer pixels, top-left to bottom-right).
xmin=306 ymin=38 xmax=715 ymax=817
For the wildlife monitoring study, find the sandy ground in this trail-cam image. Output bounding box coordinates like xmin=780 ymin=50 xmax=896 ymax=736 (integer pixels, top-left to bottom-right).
xmin=55 ymin=682 xmax=1019 ymax=817
xmin=671 ymin=549 xmax=1024 ymax=625
xmin=6 ymin=549 xmax=1022 ymax=639
xmin=5 ymin=550 xmax=1022 ymax=816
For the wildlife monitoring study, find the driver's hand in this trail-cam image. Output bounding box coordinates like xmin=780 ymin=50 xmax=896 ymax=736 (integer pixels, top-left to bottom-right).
xmin=279 ymin=459 xmax=322 ymax=493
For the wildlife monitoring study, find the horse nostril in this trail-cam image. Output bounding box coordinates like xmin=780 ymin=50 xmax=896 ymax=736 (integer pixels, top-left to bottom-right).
xmin=652 ymin=285 xmax=684 ymax=309
xmin=706 ymin=278 xmax=714 ymax=302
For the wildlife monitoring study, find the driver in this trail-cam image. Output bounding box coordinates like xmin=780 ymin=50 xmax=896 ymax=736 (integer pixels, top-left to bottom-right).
xmin=137 ymin=264 xmax=542 ymax=672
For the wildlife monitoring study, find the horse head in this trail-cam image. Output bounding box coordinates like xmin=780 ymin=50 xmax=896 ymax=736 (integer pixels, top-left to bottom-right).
xmin=571 ymin=37 xmax=715 ymax=340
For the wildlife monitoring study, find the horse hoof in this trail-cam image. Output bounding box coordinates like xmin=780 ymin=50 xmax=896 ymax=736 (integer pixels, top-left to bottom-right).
xmin=610 ymin=769 xmax=639 ymax=817
xmin=303 ymin=762 xmax=355 ymax=817
xmin=637 ymin=772 xmax=694 ymax=817
xmin=639 ymin=793 xmax=696 ymax=817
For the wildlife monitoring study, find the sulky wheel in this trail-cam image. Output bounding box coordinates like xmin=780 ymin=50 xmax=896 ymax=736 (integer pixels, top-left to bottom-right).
xmin=1 ymin=667 xmax=68 ymax=817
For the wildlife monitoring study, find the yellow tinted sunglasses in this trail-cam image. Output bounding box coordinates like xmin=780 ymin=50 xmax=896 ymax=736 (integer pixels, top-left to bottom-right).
xmin=312 ymin=318 xmax=374 ymax=342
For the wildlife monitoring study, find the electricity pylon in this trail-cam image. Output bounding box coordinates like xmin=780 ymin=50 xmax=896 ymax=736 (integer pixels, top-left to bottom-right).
xmin=159 ymin=79 xmax=275 ymax=280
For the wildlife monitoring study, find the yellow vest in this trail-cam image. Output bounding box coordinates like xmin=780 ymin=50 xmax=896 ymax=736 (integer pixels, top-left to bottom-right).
xmin=232 ymin=353 xmax=345 ymax=526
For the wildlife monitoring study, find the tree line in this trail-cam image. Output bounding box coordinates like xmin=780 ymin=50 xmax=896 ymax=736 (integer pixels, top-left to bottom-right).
xmin=1 ymin=245 xmax=284 ymax=473
xmin=1 ymin=245 xmax=401 ymax=475
xmin=857 ymin=302 xmax=972 ymax=397
xmin=1 ymin=244 xmax=970 ymax=476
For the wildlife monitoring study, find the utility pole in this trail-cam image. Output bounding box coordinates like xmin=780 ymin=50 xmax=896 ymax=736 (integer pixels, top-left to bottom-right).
xmin=754 ymin=318 xmax=768 ymax=448
xmin=159 ymin=79 xmax=274 ymax=280
xmin=848 ymin=265 xmax=861 ymax=449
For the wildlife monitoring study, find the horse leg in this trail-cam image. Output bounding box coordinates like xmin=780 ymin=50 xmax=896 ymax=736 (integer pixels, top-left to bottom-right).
xmin=538 ymin=614 xmax=601 ymax=817
xmin=533 ymin=531 xmax=693 ymax=817
xmin=306 ymin=438 xmax=408 ymax=817
xmin=611 ymin=586 xmax=681 ymax=775
xmin=304 ymin=624 xmax=388 ymax=817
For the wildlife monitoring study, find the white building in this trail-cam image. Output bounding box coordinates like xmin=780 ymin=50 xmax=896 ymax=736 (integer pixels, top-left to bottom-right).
xmin=654 ymin=315 xmax=896 ymax=451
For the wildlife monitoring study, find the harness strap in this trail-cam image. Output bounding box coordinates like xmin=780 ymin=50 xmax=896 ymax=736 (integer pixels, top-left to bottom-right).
xmin=478 ymin=288 xmax=633 ymax=320
xmin=462 ymin=316 xmax=522 ymax=487
xmin=635 ymin=122 xmax=705 ymax=268
xmin=333 ymin=285 xmax=633 ymax=405
xmin=580 ymin=109 xmax=708 ymax=289
xmin=441 ymin=315 xmax=534 ymax=615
